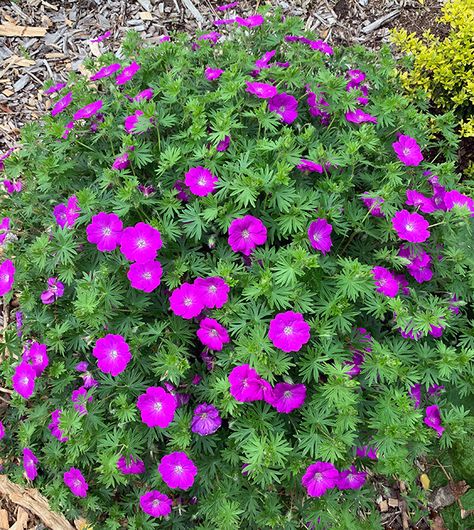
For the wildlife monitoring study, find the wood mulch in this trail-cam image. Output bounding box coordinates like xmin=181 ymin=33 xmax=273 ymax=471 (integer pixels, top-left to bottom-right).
xmin=0 ymin=1 xmax=452 ymax=529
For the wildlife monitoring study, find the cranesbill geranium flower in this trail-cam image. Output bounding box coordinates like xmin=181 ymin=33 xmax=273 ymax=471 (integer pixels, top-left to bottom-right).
xmin=124 ymin=110 xmax=144 ymax=134
xmin=255 ymin=49 xmax=276 ymax=69
xmin=0 ymin=259 xmax=15 ymax=296
xmin=392 ymin=210 xmax=430 ymax=243
xmin=41 ymin=277 xmax=65 ymax=305
xmin=92 ymin=334 xmax=132 ymax=376
xmin=216 ymin=135 xmax=231 ymax=151
xmin=91 ymin=31 xmax=111 ymax=43
xmin=205 ymin=67 xmax=224 ymax=80
xmin=117 ymin=455 xmax=145 ymax=475
xmin=229 ymin=364 xmax=266 ymax=402
xmin=194 ymin=276 xmax=230 ymax=308
xmin=297 ymin=159 xmax=324 ymax=173
xmin=301 ymin=461 xmax=339 ymax=497
xmin=71 ymin=386 xmax=92 ymax=415
xmin=90 ymin=63 xmax=121 ymax=81
xmin=235 ymin=14 xmax=264 ymax=27
xmin=409 ymin=384 xmax=421 ymax=408
xmin=309 ymin=40 xmax=334 ymax=54
xmin=268 ymin=92 xmax=298 ymax=124
xmin=228 ymin=215 xmax=267 ymax=256
xmin=3 ymin=179 xmax=22 ymax=194
xmin=429 ymin=324 xmax=444 ymax=338
xmin=444 ymin=190 xmax=474 ymax=216
xmin=140 ymin=491 xmax=172 ymax=518
xmin=159 ymin=452 xmax=198 ymax=490
xmin=12 ymin=362 xmax=35 ymax=399
xmin=128 ymin=260 xmax=163 ymax=293
xmin=0 ymin=217 xmax=10 ymax=244
xmin=73 ymin=100 xmax=103 ymax=120
xmin=48 ymin=409 xmax=68 ymax=442
xmin=86 ymin=212 xmax=123 ymax=252
xmin=245 ymin=81 xmax=277 ymax=99
xmin=268 ymin=311 xmax=310 ymax=352
xmin=345 ymin=109 xmax=377 ymax=124
xmin=270 ymin=383 xmax=306 ymax=413
xmin=191 ymin=403 xmax=222 ymax=436
xmin=218 ymin=1 xmax=239 ymax=9
xmin=392 ymin=135 xmax=424 ymax=166
xmin=355 ymin=445 xmax=378 ymax=460
xmin=169 ymin=282 xmax=204 ymax=319
xmin=196 ymin=318 xmax=230 ymax=351
xmin=23 ymin=342 xmax=49 ymax=376
xmin=116 ymin=62 xmax=140 ymax=85
xmin=64 ymin=467 xmax=88 ymax=497
xmin=0 ymin=420 xmax=4 ymax=440
xmin=337 ymin=466 xmax=366 ymax=490
xmin=120 ymin=222 xmax=163 ymax=263
xmin=137 ymin=386 xmax=177 ymax=428
xmin=371 ymin=266 xmax=399 ymax=297
xmin=51 ymin=91 xmax=72 ymax=117
xmin=185 ymin=166 xmax=218 ymax=196
xmin=112 ymin=151 xmax=130 ymax=171
xmin=308 ymin=218 xmax=333 ymax=255
xmin=405 ymin=190 xmax=436 ymax=213
xmin=23 ymin=448 xmax=38 ymax=480
xmin=361 ymin=193 xmax=384 ymax=217
xmin=424 ymin=404 xmax=444 ymax=437
xmin=45 ymin=82 xmax=66 ymax=94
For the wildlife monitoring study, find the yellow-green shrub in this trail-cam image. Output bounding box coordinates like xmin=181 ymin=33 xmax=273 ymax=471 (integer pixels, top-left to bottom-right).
xmin=391 ymin=0 xmax=474 ymax=136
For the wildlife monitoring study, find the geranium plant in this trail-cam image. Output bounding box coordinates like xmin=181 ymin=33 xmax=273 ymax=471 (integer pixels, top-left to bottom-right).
xmin=0 ymin=6 xmax=473 ymax=529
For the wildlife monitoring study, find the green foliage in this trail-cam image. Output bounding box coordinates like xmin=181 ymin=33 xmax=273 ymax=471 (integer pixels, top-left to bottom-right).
xmin=0 ymin=8 xmax=473 ymax=529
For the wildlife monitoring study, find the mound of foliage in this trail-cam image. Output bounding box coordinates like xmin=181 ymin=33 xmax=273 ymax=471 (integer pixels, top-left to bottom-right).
xmin=392 ymin=0 xmax=474 ymax=138
xmin=0 ymin=7 xmax=473 ymax=529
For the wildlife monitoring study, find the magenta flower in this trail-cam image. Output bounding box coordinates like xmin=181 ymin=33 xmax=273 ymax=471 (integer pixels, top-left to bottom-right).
xmin=45 ymin=82 xmax=66 ymax=94
xmin=309 ymin=40 xmax=334 ymax=54
xmin=92 ymin=334 xmax=131 ymax=377
xmin=205 ymin=67 xmax=224 ymax=80
xmin=133 ymin=88 xmax=153 ymax=101
xmin=159 ymin=452 xmax=198 ymax=490
xmin=361 ymin=193 xmax=384 ymax=217
xmin=428 ymin=384 xmax=445 ymax=396
xmin=392 ymin=210 xmax=430 ymax=243
xmin=23 ymin=342 xmax=49 ymax=376
xmin=444 ymin=190 xmax=474 ymax=216
xmin=73 ymin=100 xmax=103 ymax=120
xmin=405 ymin=190 xmax=436 ymax=213
xmin=355 ymin=445 xmax=378 ymax=460
xmin=255 ymin=49 xmax=276 ymax=69
xmin=71 ymin=386 xmax=92 ymax=415
xmin=191 ymin=403 xmax=222 ymax=436
xmin=337 ymin=466 xmax=366 ymax=490
xmin=140 ymin=491 xmax=172 ymax=518
xmin=184 ymin=166 xmax=218 ymax=196
xmin=371 ymin=266 xmax=399 ymax=297
xmin=86 ymin=212 xmax=123 ymax=252
xmin=197 ymin=31 xmax=221 ymax=44
xmin=409 ymin=384 xmax=421 ymax=408
xmin=245 ymin=81 xmax=277 ymax=99
xmin=347 ymin=69 xmax=366 ymax=85
xmin=169 ymin=282 xmax=205 ymax=319
xmin=0 ymin=420 xmax=4 ymax=440
xmin=424 ymin=404 xmax=444 ymax=437
xmin=216 ymin=135 xmax=231 ymax=151
xmin=392 ymin=135 xmax=424 ymax=166
xmin=23 ymin=448 xmax=38 ymax=481
xmin=401 ymin=246 xmax=433 ymax=284
xmin=124 ymin=110 xmax=144 ymax=134
xmin=61 ymin=120 xmax=75 ymax=139
xmin=55 ymin=195 xmax=81 ymax=229
xmin=116 ymin=62 xmax=140 ymax=85
xmin=429 ymin=325 xmax=444 ymax=338
xmin=0 ymin=259 xmax=15 ymax=296
xmin=301 ymin=461 xmax=339 ymax=497
xmin=117 ymin=455 xmax=145 ymax=475
xmin=90 ymin=63 xmax=121 ymax=81
xmin=41 ymin=277 xmax=65 ymax=305
xmin=196 ymin=318 xmax=230 ymax=351
xmin=64 ymin=467 xmax=88 ymax=497
xmin=345 ymin=109 xmax=377 ymax=124
xmin=48 ymin=409 xmax=68 ymax=442
xmin=91 ymin=31 xmax=111 ymax=43
xmin=228 ymin=364 xmax=267 ymax=402
xmin=120 ymin=222 xmax=162 ymax=263
xmin=0 ymin=217 xmax=10 ymax=245
xmin=194 ymin=276 xmax=230 ymax=309
xmin=270 ymin=383 xmax=306 ymax=413
xmin=235 ymin=14 xmax=264 ymax=27
xmin=3 ymin=179 xmax=22 ymax=194
xmin=268 ymin=92 xmax=298 ymax=124
xmin=51 ymin=92 xmax=72 ymax=117
xmin=228 ymin=215 xmax=267 ymax=256
xmin=268 ymin=311 xmax=310 ymax=353
xmin=112 ymin=152 xmax=130 ymax=171
xmin=214 ymin=17 xmax=236 ymax=25
xmin=12 ymin=362 xmax=35 ymax=399
xmin=137 ymin=386 xmax=177 ymax=428
xmin=137 ymin=184 xmax=155 ymax=196
xmin=218 ymin=1 xmax=239 ymax=9
xmin=297 ymin=159 xmax=324 ymax=173
xmin=308 ymin=218 xmax=333 ymax=255
xmin=128 ymin=260 xmax=163 ymax=293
